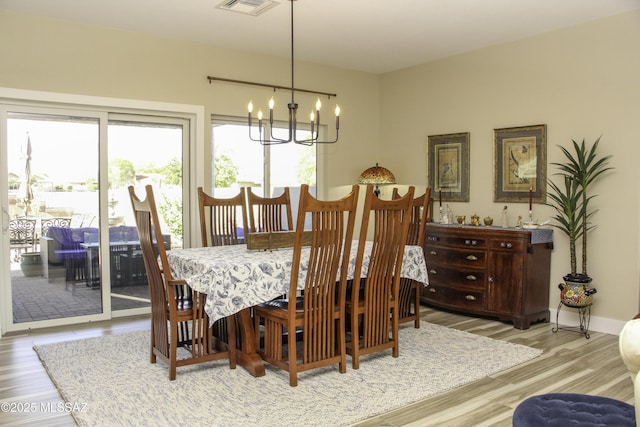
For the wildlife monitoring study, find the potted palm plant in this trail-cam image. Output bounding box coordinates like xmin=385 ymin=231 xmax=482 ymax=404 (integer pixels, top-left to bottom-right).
xmin=547 ymin=137 xmax=613 ymax=307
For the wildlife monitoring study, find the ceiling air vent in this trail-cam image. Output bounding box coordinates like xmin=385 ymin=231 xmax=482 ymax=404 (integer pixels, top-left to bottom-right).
xmin=216 ymin=0 xmax=280 ymax=16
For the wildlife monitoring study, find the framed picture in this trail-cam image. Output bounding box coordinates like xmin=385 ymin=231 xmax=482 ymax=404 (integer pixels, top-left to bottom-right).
xmin=427 ymin=132 xmax=470 ymax=202
xmin=493 ymin=124 xmax=547 ymax=203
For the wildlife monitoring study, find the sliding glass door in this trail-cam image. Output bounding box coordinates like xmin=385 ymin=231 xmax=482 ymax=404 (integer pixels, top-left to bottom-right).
xmin=1 ymin=103 xmax=190 ymax=332
xmin=107 ymin=117 xmax=186 ymax=314
xmin=3 ymin=108 xmax=104 ymax=324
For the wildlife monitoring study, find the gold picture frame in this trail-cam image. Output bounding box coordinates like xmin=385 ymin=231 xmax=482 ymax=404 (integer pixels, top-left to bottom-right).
xmin=493 ymin=124 xmax=547 ymax=203
xmin=427 ymin=132 xmax=470 ymax=202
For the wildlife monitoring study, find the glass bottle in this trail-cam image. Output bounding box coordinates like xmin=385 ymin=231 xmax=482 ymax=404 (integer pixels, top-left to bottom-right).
xmin=501 ymin=206 xmax=508 ymax=228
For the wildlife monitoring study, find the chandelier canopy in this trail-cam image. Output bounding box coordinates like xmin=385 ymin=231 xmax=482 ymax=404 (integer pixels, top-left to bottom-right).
xmin=247 ymin=0 xmax=340 ymax=146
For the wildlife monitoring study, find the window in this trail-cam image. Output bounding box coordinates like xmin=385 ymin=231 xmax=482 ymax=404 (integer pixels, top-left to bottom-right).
xmin=211 ymin=116 xmax=317 ymax=211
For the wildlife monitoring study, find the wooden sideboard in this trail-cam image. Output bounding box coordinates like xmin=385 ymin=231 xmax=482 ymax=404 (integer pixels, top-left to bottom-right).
xmin=421 ymin=223 xmax=553 ymax=329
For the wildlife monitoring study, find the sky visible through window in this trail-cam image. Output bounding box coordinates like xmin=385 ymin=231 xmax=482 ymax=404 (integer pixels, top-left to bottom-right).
xmin=7 ymin=119 xmax=181 ymax=184
xmin=212 ymin=123 xmax=316 ymax=193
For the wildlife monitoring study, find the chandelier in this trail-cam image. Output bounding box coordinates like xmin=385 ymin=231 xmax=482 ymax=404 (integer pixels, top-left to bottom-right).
xmin=247 ymin=0 xmax=340 ymax=146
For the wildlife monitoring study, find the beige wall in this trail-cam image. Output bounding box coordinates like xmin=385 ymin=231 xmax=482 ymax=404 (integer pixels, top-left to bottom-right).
xmin=380 ymin=10 xmax=640 ymax=328
xmin=0 ymin=9 xmax=380 ymax=195
xmin=1 ymin=8 xmax=639 ymax=331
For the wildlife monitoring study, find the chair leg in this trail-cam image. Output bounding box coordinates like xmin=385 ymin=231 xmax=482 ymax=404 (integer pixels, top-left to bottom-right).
xmin=227 ymin=314 xmax=237 ymax=369
xmin=150 ymin=323 xmax=157 ymax=364
xmin=392 ymin=311 xmax=399 ymax=358
xmin=337 ymin=317 xmax=347 ymax=374
xmin=351 ymin=312 xmax=361 ymax=370
xmin=169 ymin=322 xmax=178 ymax=381
xmin=413 ymin=284 xmax=420 ymax=329
xmin=288 ymin=324 xmax=298 ymax=387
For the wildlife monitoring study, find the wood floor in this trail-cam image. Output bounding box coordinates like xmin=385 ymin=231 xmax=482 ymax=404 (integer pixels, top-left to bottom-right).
xmin=0 ymin=307 xmax=633 ymax=427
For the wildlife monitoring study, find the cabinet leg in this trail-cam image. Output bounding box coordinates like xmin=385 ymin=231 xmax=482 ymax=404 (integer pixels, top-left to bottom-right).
xmin=509 ymin=311 xmax=550 ymax=330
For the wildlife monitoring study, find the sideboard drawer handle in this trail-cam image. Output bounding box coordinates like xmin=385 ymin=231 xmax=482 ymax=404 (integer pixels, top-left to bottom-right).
xmin=465 ymin=295 xmax=477 ymax=301
xmin=429 ymin=269 xmax=437 ymax=275
xmin=500 ymin=242 xmax=513 ymax=249
xmin=427 ymin=236 xmax=439 ymax=242
xmin=466 ymin=255 xmax=478 ymax=261
xmin=428 ymin=287 xmax=437 ymax=293
xmin=466 ymin=275 xmax=478 ymax=281
xmin=464 ymin=239 xmax=478 ymax=246
xmin=430 ymin=250 xmax=437 ymax=255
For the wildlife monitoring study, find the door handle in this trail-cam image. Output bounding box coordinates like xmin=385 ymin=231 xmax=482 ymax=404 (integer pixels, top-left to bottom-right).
xmin=1 ymin=207 xmax=9 ymax=232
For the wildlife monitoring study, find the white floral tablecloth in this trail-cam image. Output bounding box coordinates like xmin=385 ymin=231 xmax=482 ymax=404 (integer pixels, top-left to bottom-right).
xmin=167 ymin=241 xmax=428 ymax=324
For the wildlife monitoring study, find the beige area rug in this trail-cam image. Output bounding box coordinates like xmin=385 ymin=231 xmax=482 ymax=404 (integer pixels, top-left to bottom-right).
xmin=34 ymin=323 xmax=541 ymax=427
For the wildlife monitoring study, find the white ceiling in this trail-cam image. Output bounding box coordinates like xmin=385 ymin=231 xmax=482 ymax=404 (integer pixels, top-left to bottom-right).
xmin=2 ymin=0 xmax=639 ymax=74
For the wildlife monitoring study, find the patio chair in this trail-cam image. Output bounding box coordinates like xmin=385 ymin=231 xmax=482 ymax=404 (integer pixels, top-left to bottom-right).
xmin=9 ymin=218 xmax=37 ymax=262
xmin=40 ymin=217 xmax=71 ymax=239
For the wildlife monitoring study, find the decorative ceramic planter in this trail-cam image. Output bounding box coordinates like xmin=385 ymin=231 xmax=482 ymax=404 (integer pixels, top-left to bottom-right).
xmin=20 ymin=253 xmax=42 ymax=277
xmin=559 ymin=274 xmax=597 ymax=307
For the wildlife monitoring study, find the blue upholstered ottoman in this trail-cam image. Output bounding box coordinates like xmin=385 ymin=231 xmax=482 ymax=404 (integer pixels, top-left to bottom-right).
xmin=513 ymin=393 xmax=635 ymax=426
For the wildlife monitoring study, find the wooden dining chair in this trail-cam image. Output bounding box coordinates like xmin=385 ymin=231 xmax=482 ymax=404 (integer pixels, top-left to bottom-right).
xmin=247 ymin=187 xmax=295 ymax=303
xmin=392 ymin=187 xmax=431 ymax=328
xmin=346 ymin=184 xmax=414 ymax=369
xmin=129 ymin=185 xmax=236 ymax=380
xmin=197 ymin=186 xmax=247 ymax=355
xmin=198 ymin=187 xmax=248 ymax=247
xmin=253 ymin=184 xmax=359 ymax=386
xmin=246 ymin=187 xmax=294 ymax=233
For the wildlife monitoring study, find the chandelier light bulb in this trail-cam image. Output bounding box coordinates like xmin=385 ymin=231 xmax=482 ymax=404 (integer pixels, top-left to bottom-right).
xmin=248 ymin=101 xmax=253 ymax=113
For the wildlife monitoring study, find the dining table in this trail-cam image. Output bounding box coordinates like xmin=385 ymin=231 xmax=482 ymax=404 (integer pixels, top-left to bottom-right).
xmin=167 ymin=240 xmax=429 ymax=377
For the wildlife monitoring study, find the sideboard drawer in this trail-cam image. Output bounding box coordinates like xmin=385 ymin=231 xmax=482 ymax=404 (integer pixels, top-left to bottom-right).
xmin=425 ymin=245 xmax=486 ymax=269
xmin=487 ymin=238 xmax=527 ymax=252
xmin=425 ymin=232 xmax=488 ymax=249
xmin=424 ymin=285 xmax=485 ymax=311
xmin=426 ymin=265 xmax=486 ymax=289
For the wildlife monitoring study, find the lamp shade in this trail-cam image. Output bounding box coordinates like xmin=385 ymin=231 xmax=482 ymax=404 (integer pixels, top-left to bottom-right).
xmin=358 ymin=163 xmax=396 ymax=185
